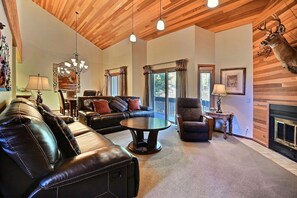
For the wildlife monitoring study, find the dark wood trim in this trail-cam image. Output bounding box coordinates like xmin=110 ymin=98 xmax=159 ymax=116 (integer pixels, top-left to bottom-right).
xmin=152 ymin=67 xmax=175 ymax=73
xmin=2 ymin=0 xmax=22 ymax=62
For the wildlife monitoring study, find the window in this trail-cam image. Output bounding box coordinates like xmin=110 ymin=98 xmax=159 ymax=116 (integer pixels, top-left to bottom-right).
xmin=111 ymin=75 xmax=120 ymax=96
xmin=198 ymin=65 xmax=215 ymax=112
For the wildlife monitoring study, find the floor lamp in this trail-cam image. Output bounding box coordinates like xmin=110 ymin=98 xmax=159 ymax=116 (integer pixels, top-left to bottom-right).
xmin=212 ymin=84 xmax=227 ymax=113
xmin=26 ymin=74 xmax=51 ymax=104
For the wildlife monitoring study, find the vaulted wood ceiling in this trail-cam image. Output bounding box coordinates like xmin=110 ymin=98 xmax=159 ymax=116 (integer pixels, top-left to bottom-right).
xmin=32 ymin=0 xmax=271 ymax=49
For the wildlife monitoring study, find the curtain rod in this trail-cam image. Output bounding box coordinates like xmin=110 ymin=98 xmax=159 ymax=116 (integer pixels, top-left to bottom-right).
xmin=150 ymin=58 xmax=187 ymax=67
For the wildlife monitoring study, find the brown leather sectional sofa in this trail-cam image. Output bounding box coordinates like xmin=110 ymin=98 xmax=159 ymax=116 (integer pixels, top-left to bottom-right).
xmin=0 ymin=98 xmax=139 ymax=197
xmin=78 ymin=96 xmax=154 ymax=134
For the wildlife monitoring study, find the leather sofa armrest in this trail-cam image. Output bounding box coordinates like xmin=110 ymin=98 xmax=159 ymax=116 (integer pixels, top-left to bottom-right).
xmin=140 ymin=106 xmax=152 ymax=111
xmin=176 ymin=114 xmax=183 ymax=132
xmin=31 ymin=145 xmax=139 ymax=196
xmin=78 ymin=110 xmax=100 ymax=117
xmin=202 ymin=115 xmax=213 ymax=140
xmin=58 ymin=115 xmax=75 ymax=124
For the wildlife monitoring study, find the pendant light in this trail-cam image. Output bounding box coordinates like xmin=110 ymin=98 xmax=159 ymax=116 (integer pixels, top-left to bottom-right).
xmin=156 ymin=0 xmax=165 ymax=31
xmin=129 ymin=0 xmax=137 ymax=42
xmin=60 ymin=11 xmax=88 ymax=76
xmin=207 ymin=0 xmax=219 ymax=8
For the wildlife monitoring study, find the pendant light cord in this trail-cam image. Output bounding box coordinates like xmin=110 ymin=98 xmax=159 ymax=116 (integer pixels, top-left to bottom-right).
xmin=160 ymin=0 xmax=162 ymax=19
xmin=132 ymin=0 xmax=134 ymax=33
xmin=75 ymin=11 xmax=78 ymax=56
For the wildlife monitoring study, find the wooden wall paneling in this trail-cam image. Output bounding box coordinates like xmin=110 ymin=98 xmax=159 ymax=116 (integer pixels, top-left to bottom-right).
xmin=253 ymin=0 xmax=297 ymax=146
xmin=2 ymin=0 xmax=22 ymax=62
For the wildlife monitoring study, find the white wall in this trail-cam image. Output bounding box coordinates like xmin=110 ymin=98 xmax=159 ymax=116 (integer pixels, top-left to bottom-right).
xmin=147 ymin=26 xmax=196 ymax=97
xmin=132 ymin=39 xmax=147 ymax=99
xmin=102 ymin=39 xmax=133 ymax=95
xmin=0 ymin=1 xmax=13 ymax=112
xmin=16 ymin=0 xmax=102 ymax=110
xmin=215 ymin=24 xmax=253 ymax=137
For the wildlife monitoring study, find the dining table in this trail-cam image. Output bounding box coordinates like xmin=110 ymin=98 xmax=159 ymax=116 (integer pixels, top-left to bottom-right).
xmin=65 ymin=97 xmax=77 ymax=117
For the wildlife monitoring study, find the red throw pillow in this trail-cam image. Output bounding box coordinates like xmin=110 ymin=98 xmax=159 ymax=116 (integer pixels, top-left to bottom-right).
xmin=128 ymin=99 xmax=141 ymax=111
xmin=93 ymin=99 xmax=111 ymax=114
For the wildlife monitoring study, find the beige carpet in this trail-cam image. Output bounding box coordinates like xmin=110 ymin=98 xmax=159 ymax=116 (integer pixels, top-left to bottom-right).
xmin=105 ymin=126 xmax=297 ymax=198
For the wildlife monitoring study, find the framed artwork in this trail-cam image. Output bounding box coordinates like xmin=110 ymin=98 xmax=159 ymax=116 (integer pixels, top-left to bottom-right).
xmin=0 ymin=22 xmax=11 ymax=91
xmin=220 ymin=68 xmax=246 ymax=95
xmin=53 ymin=63 xmax=80 ymax=92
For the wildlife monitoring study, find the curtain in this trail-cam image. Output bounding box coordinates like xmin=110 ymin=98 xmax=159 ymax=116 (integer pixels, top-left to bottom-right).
xmin=104 ymin=70 xmax=111 ymax=96
xmin=119 ymin=66 xmax=127 ymax=96
xmin=176 ymin=59 xmax=188 ymax=98
xmin=143 ymin=65 xmax=152 ymax=106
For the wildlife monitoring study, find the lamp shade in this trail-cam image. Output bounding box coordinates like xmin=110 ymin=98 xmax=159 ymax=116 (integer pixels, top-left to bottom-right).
xmin=26 ymin=74 xmax=51 ymax=91
xmin=207 ymin=0 xmax=219 ymax=8
xmin=212 ymin=84 xmax=226 ymax=96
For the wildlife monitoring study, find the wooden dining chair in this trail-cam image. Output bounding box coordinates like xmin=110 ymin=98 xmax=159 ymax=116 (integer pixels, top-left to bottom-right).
xmin=83 ymin=90 xmax=97 ymax=96
xmin=57 ymin=90 xmax=70 ymax=115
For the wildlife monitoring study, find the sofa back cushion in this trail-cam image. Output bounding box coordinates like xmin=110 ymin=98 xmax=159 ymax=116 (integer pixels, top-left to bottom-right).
xmin=39 ymin=107 xmax=81 ymax=157
xmin=93 ymin=99 xmax=111 ymax=114
xmin=109 ymin=97 xmax=128 ymax=112
xmin=0 ymin=101 xmax=60 ymax=179
xmin=177 ymin=98 xmax=202 ymax=121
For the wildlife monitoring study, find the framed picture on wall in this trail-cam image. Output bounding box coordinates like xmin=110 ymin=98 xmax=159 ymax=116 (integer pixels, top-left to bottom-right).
xmin=220 ymin=68 xmax=246 ymax=95
xmin=53 ymin=63 xmax=80 ymax=92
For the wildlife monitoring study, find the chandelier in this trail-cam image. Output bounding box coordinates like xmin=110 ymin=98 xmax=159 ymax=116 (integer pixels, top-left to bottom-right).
xmin=58 ymin=11 xmax=88 ymax=77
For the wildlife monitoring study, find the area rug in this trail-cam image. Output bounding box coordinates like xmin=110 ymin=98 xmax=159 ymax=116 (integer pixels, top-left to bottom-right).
xmin=105 ymin=126 xmax=297 ymax=198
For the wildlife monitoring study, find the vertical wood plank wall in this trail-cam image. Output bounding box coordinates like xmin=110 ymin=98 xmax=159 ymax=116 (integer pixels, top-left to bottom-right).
xmin=253 ymin=0 xmax=297 ymax=146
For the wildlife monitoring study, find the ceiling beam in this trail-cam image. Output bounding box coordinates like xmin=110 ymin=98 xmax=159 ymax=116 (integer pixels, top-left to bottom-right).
xmin=2 ymin=0 xmax=22 ymax=63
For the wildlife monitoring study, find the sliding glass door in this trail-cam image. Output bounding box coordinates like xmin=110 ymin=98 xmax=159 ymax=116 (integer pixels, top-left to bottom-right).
xmin=151 ymin=71 xmax=176 ymax=123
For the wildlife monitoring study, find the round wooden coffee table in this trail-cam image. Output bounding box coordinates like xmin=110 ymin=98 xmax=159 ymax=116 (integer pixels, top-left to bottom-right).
xmin=120 ymin=117 xmax=171 ymax=154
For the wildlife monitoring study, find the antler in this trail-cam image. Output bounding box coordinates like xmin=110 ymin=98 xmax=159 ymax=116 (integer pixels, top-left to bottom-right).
xmin=0 ymin=22 xmax=5 ymax=30
xmin=271 ymin=14 xmax=286 ymax=34
xmin=258 ymin=20 xmax=272 ymax=34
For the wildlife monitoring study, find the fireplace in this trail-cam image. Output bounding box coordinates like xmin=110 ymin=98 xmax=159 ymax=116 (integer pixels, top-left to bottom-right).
xmin=269 ymin=104 xmax=297 ymax=162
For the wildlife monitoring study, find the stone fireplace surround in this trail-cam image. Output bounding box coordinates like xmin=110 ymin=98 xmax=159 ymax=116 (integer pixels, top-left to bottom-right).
xmin=269 ymin=104 xmax=297 ymax=162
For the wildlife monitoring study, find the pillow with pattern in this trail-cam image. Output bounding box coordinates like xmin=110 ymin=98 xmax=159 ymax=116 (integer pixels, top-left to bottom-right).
xmin=83 ymin=99 xmax=94 ymax=111
xmin=109 ymin=97 xmax=128 ymax=112
xmin=40 ymin=107 xmax=81 ymax=157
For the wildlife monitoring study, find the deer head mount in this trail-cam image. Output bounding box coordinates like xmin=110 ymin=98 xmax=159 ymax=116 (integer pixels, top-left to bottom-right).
xmin=258 ymin=14 xmax=297 ymax=74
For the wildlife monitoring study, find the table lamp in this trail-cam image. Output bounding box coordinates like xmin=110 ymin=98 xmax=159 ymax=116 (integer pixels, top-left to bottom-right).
xmin=212 ymin=84 xmax=227 ymax=113
xmin=26 ymin=74 xmax=51 ymax=104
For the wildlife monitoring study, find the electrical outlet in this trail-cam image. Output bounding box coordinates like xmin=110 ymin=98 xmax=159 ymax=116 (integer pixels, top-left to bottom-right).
xmin=245 ymin=127 xmax=249 ymax=136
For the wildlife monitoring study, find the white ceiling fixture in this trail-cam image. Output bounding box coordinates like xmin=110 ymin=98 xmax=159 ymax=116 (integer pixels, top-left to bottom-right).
xmin=129 ymin=0 xmax=137 ymax=42
xmin=207 ymin=0 xmax=219 ymax=8
xmin=156 ymin=0 xmax=165 ymax=31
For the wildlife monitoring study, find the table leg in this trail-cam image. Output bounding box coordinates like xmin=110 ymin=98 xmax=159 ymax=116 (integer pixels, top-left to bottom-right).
xmin=129 ymin=129 xmax=141 ymax=147
xmin=147 ymin=130 xmax=159 ymax=149
xmin=223 ymin=118 xmax=227 ymax=139
xmin=229 ymin=114 xmax=234 ymax=135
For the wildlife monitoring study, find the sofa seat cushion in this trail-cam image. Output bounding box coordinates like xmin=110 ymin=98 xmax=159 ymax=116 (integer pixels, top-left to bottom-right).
xmin=75 ymin=132 xmax=113 ymax=153
xmin=183 ymin=121 xmax=209 ymax=133
xmin=67 ymin=121 xmax=92 ymax=136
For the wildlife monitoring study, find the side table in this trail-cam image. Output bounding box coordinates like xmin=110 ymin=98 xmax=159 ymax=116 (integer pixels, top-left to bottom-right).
xmin=205 ymin=111 xmax=234 ymax=139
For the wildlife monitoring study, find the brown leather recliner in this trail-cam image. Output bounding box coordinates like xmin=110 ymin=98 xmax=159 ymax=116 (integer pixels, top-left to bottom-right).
xmin=176 ymin=98 xmax=213 ymax=142
xmin=0 ymin=98 xmax=139 ymax=197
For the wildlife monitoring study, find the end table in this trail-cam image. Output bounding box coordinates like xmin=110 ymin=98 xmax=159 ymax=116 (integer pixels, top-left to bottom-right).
xmin=205 ymin=111 xmax=234 ymax=139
